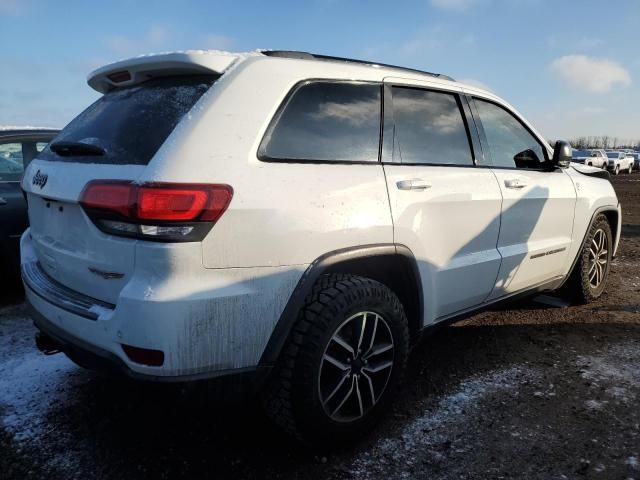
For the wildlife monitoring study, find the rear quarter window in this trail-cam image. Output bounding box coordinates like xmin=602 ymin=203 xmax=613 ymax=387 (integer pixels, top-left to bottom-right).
xmin=259 ymin=81 xmax=382 ymax=163
xmin=39 ymin=75 xmax=217 ymax=166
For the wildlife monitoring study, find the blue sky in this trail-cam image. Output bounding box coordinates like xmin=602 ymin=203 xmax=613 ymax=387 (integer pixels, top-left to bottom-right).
xmin=1 ymin=0 xmax=639 ymax=141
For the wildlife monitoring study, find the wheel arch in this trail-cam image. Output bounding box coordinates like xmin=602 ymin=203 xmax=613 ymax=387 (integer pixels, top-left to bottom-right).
xmin=559 ymin=205 xmax=620 ymax=289
xmin=259 ymin=244 xmax=423 ymax=367
xmin=601 ymin=209 xmax=619 ymax=253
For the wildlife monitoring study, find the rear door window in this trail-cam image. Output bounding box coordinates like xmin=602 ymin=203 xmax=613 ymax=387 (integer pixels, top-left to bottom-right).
xmin=389 ymin=87 xmax=473 ymax=166
xmin=259 ymin=82 xmax=381 ymax=162
xmin=39 ymin=75 xmax=217 ymax=165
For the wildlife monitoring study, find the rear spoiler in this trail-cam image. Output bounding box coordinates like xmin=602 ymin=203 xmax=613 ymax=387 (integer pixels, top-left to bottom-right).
xmin=87 ymin=51 xmax=246 ymax=93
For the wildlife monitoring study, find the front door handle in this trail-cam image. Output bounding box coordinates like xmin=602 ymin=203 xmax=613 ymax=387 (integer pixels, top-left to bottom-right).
xmin=504 ymin=178 xmax=527 ymax=189
xmin=0 ymin=197 xmax=7 ymax=206
xmin=396 ymin=178 xmax=432 ymax=191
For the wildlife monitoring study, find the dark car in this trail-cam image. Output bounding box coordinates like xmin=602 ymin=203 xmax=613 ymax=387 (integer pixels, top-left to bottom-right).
xmin=0 ymin=128 xmax=59 ymax=284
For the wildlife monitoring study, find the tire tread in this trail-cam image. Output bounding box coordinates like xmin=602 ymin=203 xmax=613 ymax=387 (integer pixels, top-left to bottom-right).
xmin=262 ymin=273 xmax=409 ymax=441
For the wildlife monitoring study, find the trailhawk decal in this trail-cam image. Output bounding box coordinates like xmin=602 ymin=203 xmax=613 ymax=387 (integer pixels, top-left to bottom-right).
xmin=530 ymin=247 xmax=567 ymax=260
xmin=88 ymin=267 xmax=125 ymax=280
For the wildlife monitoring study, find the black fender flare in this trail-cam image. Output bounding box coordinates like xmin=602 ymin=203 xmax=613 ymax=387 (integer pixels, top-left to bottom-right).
xmin=258 ymin=243 xmax=423 ymax=367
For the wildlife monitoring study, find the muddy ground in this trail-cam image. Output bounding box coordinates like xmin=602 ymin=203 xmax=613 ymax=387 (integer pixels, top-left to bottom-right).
xmin=0 ymin=175 xmax=639 ymax=480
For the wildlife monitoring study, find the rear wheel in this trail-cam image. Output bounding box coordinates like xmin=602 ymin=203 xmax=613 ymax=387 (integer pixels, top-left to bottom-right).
xmin=263 ymin=274 xmax=409 ymax=445
xmin=564 ymin=215 xmax=612 ymax=303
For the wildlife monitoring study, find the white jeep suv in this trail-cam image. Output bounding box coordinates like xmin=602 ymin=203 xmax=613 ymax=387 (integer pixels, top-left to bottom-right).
xmin=21 ymin=50 xmax=621 ymax=443
xmin=606 ymin=151 xmax=634 ymax=174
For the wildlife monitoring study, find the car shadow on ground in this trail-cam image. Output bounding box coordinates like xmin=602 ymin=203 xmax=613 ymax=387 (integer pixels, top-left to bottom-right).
xmin=30 ymin=306 xmax=640 ymax=480
xmin=0 ymin=283 xmax=23 ymax=308
xmin=622 ymin=224 xmax=640 ymax=238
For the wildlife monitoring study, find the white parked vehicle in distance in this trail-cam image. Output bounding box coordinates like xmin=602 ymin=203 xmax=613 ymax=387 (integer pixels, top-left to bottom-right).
xmin=20 ymin=50 xmax=621 ymax=444
xmin=571 ymin=149 xmax=608 ymax=169
xmin=606 ymin=151 xmax=634 ymax=174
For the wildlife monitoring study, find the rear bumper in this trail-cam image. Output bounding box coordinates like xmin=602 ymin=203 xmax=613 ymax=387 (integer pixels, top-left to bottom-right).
xmin=20 ymin=229 xmax=305 ymax=381
xmin=28 ymin=302 xmax=269 ymax=385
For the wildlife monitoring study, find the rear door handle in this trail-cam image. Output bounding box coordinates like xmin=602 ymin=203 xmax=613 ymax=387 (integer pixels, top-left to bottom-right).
xmin=504 ymin=178 xmax=527 ymax=189
xmin=0 ymin=197 xmax=6 ymax=206
xmin=396 ymin=178 xmax=432 ymax=191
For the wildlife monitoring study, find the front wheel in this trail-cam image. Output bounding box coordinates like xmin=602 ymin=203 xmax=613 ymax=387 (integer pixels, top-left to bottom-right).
xmin=629 ymin=164 xmax=633 ymax=174
xmin=564 ymin=214 xmax=613 ymax=303
xmin=263 ymin=274 xmax=409 ymax=445
xmin=614 ymin=165 xmax=620 ymax=175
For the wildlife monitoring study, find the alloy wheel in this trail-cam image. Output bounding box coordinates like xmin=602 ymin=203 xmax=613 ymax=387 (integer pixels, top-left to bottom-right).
xmin=318 ymin=311 xmax=394 ymax=422
xmin=588 ymin=228 xmax=608 ymax=288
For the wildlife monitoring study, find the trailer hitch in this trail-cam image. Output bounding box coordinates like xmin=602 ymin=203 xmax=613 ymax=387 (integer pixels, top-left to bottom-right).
xmin=35 ymin=332 xmax=63 ymax=355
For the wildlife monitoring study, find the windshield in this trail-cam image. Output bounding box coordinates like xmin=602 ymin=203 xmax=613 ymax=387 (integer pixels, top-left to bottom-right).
xmin=39 ymin=75 xmax=217 ymax=165
xmin=606 ymin=152 xmax=619 ymax=159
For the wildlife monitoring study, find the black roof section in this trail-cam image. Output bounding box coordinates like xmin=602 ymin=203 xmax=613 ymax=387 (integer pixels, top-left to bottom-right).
xmin=262 ymin=50 xmax=455 ymax=82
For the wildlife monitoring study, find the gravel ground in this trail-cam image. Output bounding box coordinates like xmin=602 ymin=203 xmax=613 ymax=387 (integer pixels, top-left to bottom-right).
xmin=0 ymin=175 xmax=638 ymax=480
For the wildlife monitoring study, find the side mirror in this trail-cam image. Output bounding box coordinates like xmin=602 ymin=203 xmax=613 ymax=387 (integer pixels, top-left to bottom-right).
xmin=551 ymin=140 xmax=572 ymax=169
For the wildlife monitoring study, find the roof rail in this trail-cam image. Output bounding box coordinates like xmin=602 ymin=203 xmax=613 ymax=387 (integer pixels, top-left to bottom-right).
xmin=262 ymin=50 xmax=455 ymax=82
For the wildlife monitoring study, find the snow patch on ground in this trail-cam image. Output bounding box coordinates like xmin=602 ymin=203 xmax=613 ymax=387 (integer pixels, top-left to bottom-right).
xmin=577 ymin=343 xmax=640 ymax=405
xmin=0 ymin=306 xmax=85 ymax=442
xmin=345 ymin=365 xmax=537 ymax=480
xmin=584 ymin=399 xmax=608 ymax=410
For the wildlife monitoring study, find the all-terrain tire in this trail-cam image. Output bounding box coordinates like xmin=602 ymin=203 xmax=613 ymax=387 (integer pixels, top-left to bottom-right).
xmin=262 ymin=273 xmax=409 ymax=445
xmin=564 ymin=214 xmax=613 ymax=304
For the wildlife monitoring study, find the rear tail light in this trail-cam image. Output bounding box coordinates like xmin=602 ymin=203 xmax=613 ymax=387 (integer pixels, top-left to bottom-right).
xmin=79 ymin=181 xmax=233 ymax=242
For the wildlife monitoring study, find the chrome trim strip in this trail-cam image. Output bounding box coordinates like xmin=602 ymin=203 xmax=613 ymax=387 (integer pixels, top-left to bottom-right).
xmin=530 ymin=247 xmax=567 ymax=260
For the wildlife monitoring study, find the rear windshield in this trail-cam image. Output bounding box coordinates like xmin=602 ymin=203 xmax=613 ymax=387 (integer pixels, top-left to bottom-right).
xmin=39 ymin=75 xmax=217 ymax=165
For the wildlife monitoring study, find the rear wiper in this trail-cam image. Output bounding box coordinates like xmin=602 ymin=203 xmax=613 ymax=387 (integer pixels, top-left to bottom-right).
xmin=49 ymin=141 xmax=105 ymax=157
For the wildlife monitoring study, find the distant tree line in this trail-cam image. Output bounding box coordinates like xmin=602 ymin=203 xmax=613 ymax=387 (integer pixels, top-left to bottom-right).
xmin=549 ymin=136 xmax=640 ymax=150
